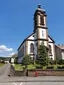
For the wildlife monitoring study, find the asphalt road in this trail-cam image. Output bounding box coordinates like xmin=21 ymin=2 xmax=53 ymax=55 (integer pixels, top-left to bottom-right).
xmin=0 ymin=64 xmax=64 ymax=85
xmin=0 ymin=82 xmax=64 ymax=85
xmin=0 ymin=76 xmax=64 ymax=85
xmin=0 ymin=63 xmax=10 ymax=76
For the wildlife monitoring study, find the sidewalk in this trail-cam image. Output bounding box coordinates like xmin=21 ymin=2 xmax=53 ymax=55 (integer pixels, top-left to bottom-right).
xmin=0 ymin=76 xmax=64 ymax=83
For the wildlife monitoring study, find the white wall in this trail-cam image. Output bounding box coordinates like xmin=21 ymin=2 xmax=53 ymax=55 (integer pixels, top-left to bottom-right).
xmin=48 ymin=37 xmax=52 ymax=42
xmin=18 ymin=42 xmax=26 ymax=63
xmin=61 ymin=51 xmax=64 ymax=60
xmin=28 ymin=34 xmax=34 ymax=40
xmin=39 ymin=28 xmax=47 ymax=39
xmin=18 ymin=57 xmax=23 ymax=63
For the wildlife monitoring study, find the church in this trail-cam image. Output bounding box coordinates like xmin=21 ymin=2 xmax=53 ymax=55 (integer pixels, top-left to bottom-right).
xmin=17 ymin=5 xmax=64 ymax=63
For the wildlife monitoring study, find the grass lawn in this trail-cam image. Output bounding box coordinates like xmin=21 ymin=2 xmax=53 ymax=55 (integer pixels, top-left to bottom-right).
xmin=13 ymin=64 xmax=36 ymax=71
xmin=28 ymin=64 xmax=36 ymax=70
xmin=13 ymin=64 xmax=64 ymax=71
xmin=0 ymin=63 xmax=5 ymax=67
xmin=13 ymin=64 xmax=25 ymax=71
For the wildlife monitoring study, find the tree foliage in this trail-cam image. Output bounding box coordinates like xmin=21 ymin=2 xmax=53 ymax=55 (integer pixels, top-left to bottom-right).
xmin=22 ymin=54 xmax=31 ymax=65
xmin=37 ymin=43 xmax=48 ymax=66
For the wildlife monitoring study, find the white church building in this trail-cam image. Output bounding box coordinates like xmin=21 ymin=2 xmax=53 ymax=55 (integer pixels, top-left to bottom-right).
xmin=17 ymin=5 xmax=63 ymax=63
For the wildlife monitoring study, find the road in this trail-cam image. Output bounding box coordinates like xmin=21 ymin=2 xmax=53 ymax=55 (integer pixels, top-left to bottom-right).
xmin=0 ymin=64 xmax=64 ymax=85
xmin=0 ymin=76 xmax=64 ymax=85
xmin=0 ymin=82 xmax=64 ymax=85
xmin=0 ymin=63 xmax=10 ymax=76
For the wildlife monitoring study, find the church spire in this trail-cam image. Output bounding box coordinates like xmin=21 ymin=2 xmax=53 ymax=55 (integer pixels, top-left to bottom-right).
xmin=38 ymin=4 xmax=41 ymax=8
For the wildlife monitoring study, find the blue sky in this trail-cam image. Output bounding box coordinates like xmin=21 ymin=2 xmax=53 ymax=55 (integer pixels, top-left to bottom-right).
xmin=0 ymin=0 xmax=64 ymax=57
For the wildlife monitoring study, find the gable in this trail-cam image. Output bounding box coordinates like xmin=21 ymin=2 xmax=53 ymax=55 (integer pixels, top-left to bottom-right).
xmin=48 ymin=35 xmax=55 ymax=43
xmin=28 ymin=33 xmax=34 ymax=40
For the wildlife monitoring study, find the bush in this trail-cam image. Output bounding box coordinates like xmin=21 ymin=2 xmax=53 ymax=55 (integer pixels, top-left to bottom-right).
xmin=49 ymin=60 xmax=56 ymax=65
xmin=35 ymin=60 xmax=39 ymax=64
xmin=57 ymin=60 xmax=64 ymax=65
xmin=22 ymin=54 xmax=31 ymax=65
xmin=36 ymin=66 xmax=42 ymax=69
xmin=47 ymin=66 xmax=54 ymax=69
xmin=57 ymin=66 xmax=64 ymax=69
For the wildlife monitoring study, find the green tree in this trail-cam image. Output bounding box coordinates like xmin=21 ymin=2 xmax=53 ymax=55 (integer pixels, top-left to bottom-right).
xmin=22 ymin=54 xmax=31 ymax=66
xmin=22 ymin=54 xmax=31 ymax=76
xmin=37 ymin=42 xmax=48 ymax=66
xmin=14 ymin=57 xmax=18 ymax=64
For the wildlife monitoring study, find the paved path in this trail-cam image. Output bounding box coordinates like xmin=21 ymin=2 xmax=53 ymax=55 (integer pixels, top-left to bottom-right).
xmin=0 ymin=76 xmax=64 ymax=82
xmin=0 ymin=65 xmax=64 ymax=85
xmin=0 ymin=81 xmax=64 ymax=85
xmin=0 ymin=63 xmax=10 ymax=77
xmin=0 ymin=76 xmax=64 ymax=85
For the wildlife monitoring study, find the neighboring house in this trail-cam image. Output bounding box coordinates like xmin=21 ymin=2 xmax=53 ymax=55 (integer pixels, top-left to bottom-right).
xmin=17 ymin=4 xmax=56 ymax=63
xmin=10 ymin=54 xmax=17 ymax=64
xmin=55 ymin=45 xmax=62 ymax=61
xmin=56 ymin=45 xmax=64 ymax=60
xmin=4 ymin=58 xmax=10 ymax=63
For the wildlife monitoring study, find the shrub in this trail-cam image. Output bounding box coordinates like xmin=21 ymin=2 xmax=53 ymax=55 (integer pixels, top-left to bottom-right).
xmin=22 ymin=54 xmax=31 ymax=66
xmin=36 ymin=66 xmax=42 ymax=69
xmin=57 ymin=60 xmax=64 ymax=65
xmin=57 ymin=66 xmax=64 ymax=69
xmin=47 ymin=66 xmax=54 ymax=69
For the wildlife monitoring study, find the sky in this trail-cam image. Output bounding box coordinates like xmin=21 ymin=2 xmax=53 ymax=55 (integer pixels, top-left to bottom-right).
xmin=0 ymin=0 xmax=64 ymax=57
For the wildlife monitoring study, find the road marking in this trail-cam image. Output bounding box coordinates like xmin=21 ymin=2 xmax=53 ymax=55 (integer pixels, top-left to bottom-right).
xmin=20 ymin=82 xmax=23 ymax=85
xmin=13 ymin=82 xmax=23 ymax=85
xmin=13 ymin=82 xmax=17 ymax=85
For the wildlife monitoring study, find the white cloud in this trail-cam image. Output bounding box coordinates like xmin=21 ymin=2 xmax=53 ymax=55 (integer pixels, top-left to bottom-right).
xmin=9 ymin=52 xmax=15 ymax=57
xmin=0 ymin=45 xmax=13 ymax=52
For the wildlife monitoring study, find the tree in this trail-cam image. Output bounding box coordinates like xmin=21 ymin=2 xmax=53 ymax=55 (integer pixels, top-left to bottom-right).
xmin=14 ymin=57 xmax=18 ymax=64
xmin=22 ymin=54 xmax=31 ymax=76
xmin=37 ymin=42 xmax=48 ymax=66
xmin=22 ymin=54 xmax=31 ymax=66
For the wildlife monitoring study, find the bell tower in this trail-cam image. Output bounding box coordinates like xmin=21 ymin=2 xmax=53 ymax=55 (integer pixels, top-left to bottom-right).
xmin=34 ymin=4 xmax=48 ymax=47
xmin=34 ymin=4 xmax=47 ymax=31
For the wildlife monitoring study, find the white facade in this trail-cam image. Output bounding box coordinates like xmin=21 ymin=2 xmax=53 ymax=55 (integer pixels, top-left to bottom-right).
xmin=18 ymin=5 xmax=56 ymax=63
xmin=61 ymin=52 xmax=64 ymax=60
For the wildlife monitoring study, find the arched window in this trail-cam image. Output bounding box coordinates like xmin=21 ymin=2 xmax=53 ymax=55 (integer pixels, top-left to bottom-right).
xmin=30 ymin=43 xmax=34 ymax=53
xmin=40 ymin=16 xmax=44 ymax=25
xmin=49 ymin=45 xmax=52 ymax=55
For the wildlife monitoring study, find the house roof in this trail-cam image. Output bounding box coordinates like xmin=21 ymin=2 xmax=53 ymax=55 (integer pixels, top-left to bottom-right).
xmin=56 ymin=44 xmax=64 ymax=50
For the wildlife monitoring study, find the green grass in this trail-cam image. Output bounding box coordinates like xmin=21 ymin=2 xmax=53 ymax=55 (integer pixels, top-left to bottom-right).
xmin=13 ymin=64 xmax=64 ymax=71
xmin=13 ymin=64 xmax=25 ymax=71
xmin=0 ymin=63 xmax=5 ymax=67
xmin=13 ymin=64 xmax=36 ymax=71
xmin=28 ymin=64 xmax=36 ymax=70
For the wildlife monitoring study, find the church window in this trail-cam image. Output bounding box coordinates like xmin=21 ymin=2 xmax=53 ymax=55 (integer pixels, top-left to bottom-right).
xmin=30 ymin=43 xmax=34 ymax=53
xmin=49 ymin=45 xmax=52 ymax=55
xmin=40 ymin=16 xmax=44 ymax=25
xmin=42 ymin=31 xmax=44 ymax=36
